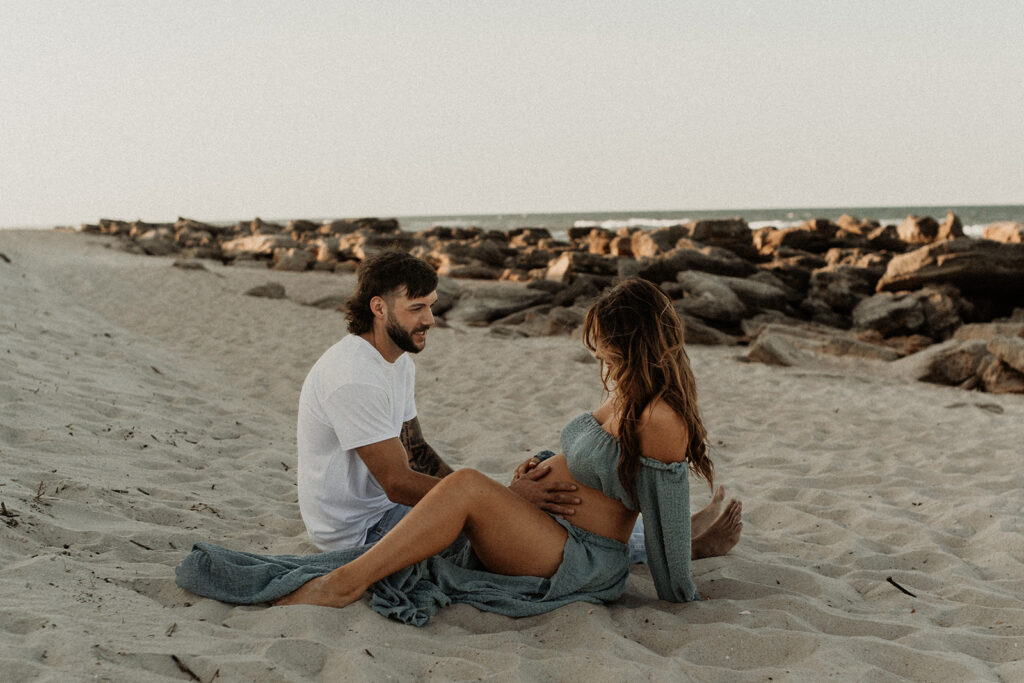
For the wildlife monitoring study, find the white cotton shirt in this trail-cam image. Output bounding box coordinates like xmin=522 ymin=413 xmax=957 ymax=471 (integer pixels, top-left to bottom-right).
xmin=296 ymin=334 xmax=416 ymax=550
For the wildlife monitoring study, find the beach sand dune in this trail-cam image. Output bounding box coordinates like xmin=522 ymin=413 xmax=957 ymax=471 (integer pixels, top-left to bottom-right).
xmin=2 ymin=231 xmax=1023 ymax=681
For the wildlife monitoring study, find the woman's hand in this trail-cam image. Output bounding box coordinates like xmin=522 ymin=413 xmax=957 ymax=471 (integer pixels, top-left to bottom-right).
xmin=511 ymin=455 xmax=542 ymax=482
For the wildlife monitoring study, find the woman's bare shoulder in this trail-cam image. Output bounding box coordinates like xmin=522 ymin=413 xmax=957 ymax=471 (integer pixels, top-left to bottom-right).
xmin=639 ymin=400 xmax=689 ymax=464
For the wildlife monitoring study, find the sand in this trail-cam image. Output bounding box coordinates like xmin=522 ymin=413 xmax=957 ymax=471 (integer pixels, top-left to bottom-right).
xmin=1 ymin=229 xmax=1023 ymax=682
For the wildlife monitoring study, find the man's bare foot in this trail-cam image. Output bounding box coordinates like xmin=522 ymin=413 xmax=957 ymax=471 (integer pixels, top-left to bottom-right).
xmin=691 ymin=499 xmax=742 ymax=560
xmin=272 ymin=571 xmax=367 ymax=608
xmin=690 ymin=485 xmax=726 ymax=537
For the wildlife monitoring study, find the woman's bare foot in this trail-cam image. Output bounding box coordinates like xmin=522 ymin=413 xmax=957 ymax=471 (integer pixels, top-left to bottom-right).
xmin=690 ymin=485 xmax=726 ymax=537
xmin=691 ymin=499 xmax=742 ymax=560
xmin=272 ymin=570 xmax=367 ymax=608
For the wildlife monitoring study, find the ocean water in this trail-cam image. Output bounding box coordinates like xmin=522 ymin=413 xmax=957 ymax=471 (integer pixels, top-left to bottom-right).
xmin=396 ymin=204 xmax=1024 ymax=241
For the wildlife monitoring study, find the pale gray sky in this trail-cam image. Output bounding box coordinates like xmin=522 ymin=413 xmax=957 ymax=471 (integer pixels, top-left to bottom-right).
xmin=2 ymin=1 xmax=1022 ymax=227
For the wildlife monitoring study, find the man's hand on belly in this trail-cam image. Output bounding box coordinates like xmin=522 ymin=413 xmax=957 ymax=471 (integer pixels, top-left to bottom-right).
xmin=508 ymin=464 xmax=581 ymax=516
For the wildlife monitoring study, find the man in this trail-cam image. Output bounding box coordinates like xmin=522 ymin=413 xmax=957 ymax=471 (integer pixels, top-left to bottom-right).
xmin=297 ymin=250 xmax=580 ymax=551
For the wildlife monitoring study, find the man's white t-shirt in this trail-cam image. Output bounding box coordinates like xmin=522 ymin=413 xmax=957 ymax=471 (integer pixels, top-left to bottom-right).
xmin=296 ymin=334 xmax=416 ymax=550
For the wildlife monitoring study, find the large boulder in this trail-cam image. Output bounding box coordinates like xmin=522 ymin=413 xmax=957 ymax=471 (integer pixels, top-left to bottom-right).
xmin=980 ymin=357 xmax=1024 ymax=393
xmin=272 ymin=247 xmax=315 ymax=271
xmin=953 ymin=322 xmax=1024 ymax=342
xmin=852 ymin=286 xmax=963 ymax=340
xmin=686 ymin=219 xmax=756 ymax=259
xmin=744 ymin=323 xmax=900 ymax=366
xmin=629 ymin=225 xmax=691 ymax=258
xmin=444 ymin=284 xmax=551 ymax=325
xmin=936 ymin=211 xmax=964 ymax=242
xmin=545 ymin=251 xmax=619 ymax=283
xmin=876 ymin=238 xmax=1024 ymax=298
xmin=135 ymin=228 xmax=177 ymax=256
xmin=634 ymin=242 xmax=756 ymax=283
xmin=983 ymin=221 xmax=1024 ymax=243
xmin=988 ymin=336 xmax=1024 ymax=375
xmin=754 ymin=219 xmax=839 ymax=255
xmin=675 ymin=271 xmax=746 ymax=323
xmin=896 ymin=215 xmax=940 ymax=245
xmin=889 ymin=339 xmax=989 ymax=386
xmin=852 ymin=292 xmax=926 ymax=336
xmin=807 ymin=264 xmax=880 ymax=314
xmin=222 ymin=234 xmax=299 ymax=258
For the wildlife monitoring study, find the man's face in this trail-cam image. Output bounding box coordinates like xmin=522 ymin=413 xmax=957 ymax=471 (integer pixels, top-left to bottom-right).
xmin=385 ymin=289 xmax=438 ymax=354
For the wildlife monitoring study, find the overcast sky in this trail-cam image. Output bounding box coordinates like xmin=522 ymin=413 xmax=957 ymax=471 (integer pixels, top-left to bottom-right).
xmin=2 ymin=1 xmax=1023 ymax=227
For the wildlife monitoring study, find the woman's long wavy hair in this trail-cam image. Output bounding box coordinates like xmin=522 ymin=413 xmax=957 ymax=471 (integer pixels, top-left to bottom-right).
xmin=583 ymin=278 xmax=713 ymax=504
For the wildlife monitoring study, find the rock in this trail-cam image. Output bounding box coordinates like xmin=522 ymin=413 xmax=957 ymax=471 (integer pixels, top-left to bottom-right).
xmin=135 ymin=228 xmax=177 ymax=256
xmin=545 ymin=252 xmax=619 ymax=283
xmin=324 ymin=218 xmax=399 ymax=235
xmin=245 ymin=282 xmax=286 ymax=299
xmin=544 ymin=306 xmax=586 ymax=335
xmin=866 ymin=224 xmax=905 ymax=251
xmin=571 ymin=228 xmax=613 ymax=255
xmin=608 ymin=234 xmax=634 ymax=257
xmin=432 ymin=277 xmax=464 ymax=317
xmin=836 ymin=214 xmax=880 ymax=235
xmin=745 ymin=323 xmax=900 ymax=366
xmin=508 ymin=227 xmax=552 ymax=248
xmin=808 ymin=264 xmax=880 ymax=314
xmin=824 ymin=247 xmax=890 ymax=272
xmin=635 ymin=243 xmax=756 ymax=283
xmin=983 ymin=221 xmax=1024 ymax=243
xmin=896 ymin=215 xmax=940 ymax=244
xmin=272 ymin=247 xmax=314 ymax=271
xmin=686 ymin=218 xmax=756 ymax=259
xmin=416 ymin=226 xmax=482 ymax=241
xmin=914 ymin=286 xmax=964 ymax=340
xmin=852 ymin=292 xmax=926 ymax=336
xmin=745 ymin=332 xmax=809 ymax=366
xmin=988 ymin=336 xmax=1024 ymax=375
xmin=953 ymin=322 xmax=1024 ymax=342
xmin=676 ymin=271 xmax=746 ymax=322
xmin=876 ymin=238 xmax=1024 ymax=298
xmin=551 ymin=275 xmax=605 ymax=308
xmin=740 ymin=311 xmax=813 ymax=339
xmin=630 ymin=225 xmax=691 ymax=258
xmin=936 ymin=211 xmax=964 ymax=242
xmin=677 ymin=270 xmax=789 ymax=313
xmin=981 ymin=358 xmax=1024 ymax=394
xmin=754 ymin=219 xmax=839 ymax=254
xmin=678 ymin=313 xmax=739 ymax=346
xmin=890 ymin=339 xmax=989 ymax=385
xmin=249 ymin=217 xmax=285 ymax=234
xmin=222 ymin=234 xmax=299 ymax=258
xmin=444 ymin=284 xmax=551 ymax=325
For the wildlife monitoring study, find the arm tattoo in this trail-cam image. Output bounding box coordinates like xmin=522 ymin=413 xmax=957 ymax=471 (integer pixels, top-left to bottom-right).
xmin=400 ymin=417 xmax=454 ymax=477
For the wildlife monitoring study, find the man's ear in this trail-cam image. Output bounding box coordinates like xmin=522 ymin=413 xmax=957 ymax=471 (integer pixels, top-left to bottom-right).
xmin=369 ymin=295 xmax=388 ymax=320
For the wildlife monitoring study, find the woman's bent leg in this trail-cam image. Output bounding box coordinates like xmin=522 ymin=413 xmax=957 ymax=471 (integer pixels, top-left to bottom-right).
xmin=274 ymin=469 xmax=568 ymax=608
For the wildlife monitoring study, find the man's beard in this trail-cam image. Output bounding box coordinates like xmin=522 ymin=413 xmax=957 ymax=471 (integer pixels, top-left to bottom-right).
xmin=386 ymin=313 xmax=428 ymax=354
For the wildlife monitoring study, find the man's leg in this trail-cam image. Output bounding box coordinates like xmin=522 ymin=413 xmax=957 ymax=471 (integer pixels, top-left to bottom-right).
xmin=363 ymin=503 xmax=414 ymax=544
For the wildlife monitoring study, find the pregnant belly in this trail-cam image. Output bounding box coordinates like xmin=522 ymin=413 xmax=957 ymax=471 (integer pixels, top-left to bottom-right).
xmin=543 ymin=454 xmax=637 ymax=543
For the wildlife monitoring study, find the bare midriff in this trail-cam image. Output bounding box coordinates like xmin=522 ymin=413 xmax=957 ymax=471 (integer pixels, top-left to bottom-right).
xmin=543 ymin=453 xmax=638 ymax=543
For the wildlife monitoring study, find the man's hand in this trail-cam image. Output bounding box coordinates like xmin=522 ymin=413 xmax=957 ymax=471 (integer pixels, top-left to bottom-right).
xmin=508 ymin=463 xmax=581 ymax=516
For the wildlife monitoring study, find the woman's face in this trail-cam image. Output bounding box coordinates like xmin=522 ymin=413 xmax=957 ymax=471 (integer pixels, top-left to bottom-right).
xmin=592 ymin=334 xmax=620 ymax=374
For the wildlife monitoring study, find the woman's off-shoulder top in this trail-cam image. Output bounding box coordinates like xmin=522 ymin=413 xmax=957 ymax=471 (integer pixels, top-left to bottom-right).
xmin=561 ymin=412 xmax=699 ymax=602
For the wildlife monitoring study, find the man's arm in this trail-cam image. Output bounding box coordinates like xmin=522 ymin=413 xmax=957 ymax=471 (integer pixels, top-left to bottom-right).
xmin=400 ymin=417 xmax=454 ymax=477
xmin=356 ymin=437 xmax=442 ymax=507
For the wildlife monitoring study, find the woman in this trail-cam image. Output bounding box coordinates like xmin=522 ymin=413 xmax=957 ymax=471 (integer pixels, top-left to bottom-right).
xmin=176 ymin=279 xmax=741 ymax=623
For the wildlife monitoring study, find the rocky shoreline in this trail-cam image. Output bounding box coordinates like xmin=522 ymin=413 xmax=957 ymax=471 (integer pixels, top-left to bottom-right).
xmin=79 ymin=213 xmax=1024 ymax=393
